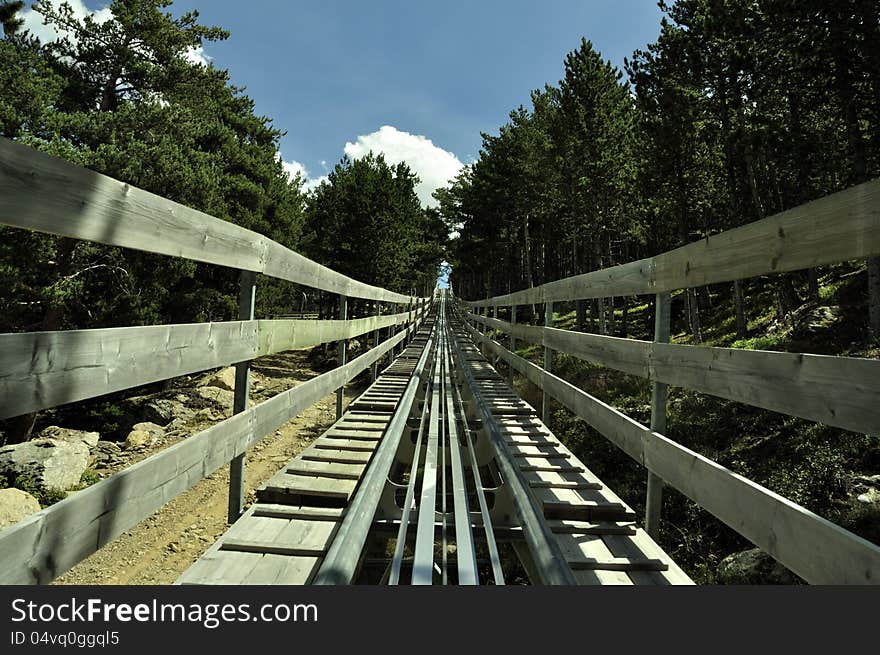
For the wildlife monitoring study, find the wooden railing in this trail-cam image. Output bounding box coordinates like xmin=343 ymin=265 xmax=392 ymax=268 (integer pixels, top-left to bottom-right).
xmin=0 ymin=138 xmax=431 ymax=584
xmin=461 ymin=177 xmax=880 ymax=585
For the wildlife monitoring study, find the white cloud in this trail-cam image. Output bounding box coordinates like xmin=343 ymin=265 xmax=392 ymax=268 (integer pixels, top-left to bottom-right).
xmin=19 ymin=2 xmax=210 ymax=65
xmin=20 ymin=1 xmax=112 ymax=43
xmin=277 ymin=153 xmax=327 ymax=192
xmin=343 ymin=125 xmax=463 ymax=207
xmin=184 ymin=45 xmax=211 ymax=66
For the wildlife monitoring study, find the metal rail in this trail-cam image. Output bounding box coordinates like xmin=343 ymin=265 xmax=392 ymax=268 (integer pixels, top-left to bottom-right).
xmin=313 ymin=322 xmax=436 ymax=585
xmin=446 ymin=301 xmax=578 ymax=585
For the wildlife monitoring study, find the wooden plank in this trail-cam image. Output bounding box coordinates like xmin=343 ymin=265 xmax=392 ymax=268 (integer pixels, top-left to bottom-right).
xmin=524 ymin=470 xmax=602 ymax=490
xmin=220 ymin=540 xmax=325 ymax=557
xmin=652 ymin=178 xmax=880 ymax=292
xmin=554 ymin=533 xmax=634 ymax=585
xmin=467 ymin=325 xmax=880 ymax=584
xmin=650 ymin=343 xmax=880 ymax=436
xmin=251 ymin=504 xmax=344 ymax=520
xmin=507 ymin=444 xmax=570 ymax=459
xmin=547 ymin=520 xmax=637 ymax=535
xmin=568 ymin=556 xmax=668 ymax=572
xmin=312 ymin=438 xmax=376 ymax=452
xmin=285 ymin=460 xmax=365 ymax=480
xmin=333 ymin=422 xmax=387 ymax=432
xmin=603 ymin=530 xmax=694 ymax=585
xmin=0 ymin=321 xmax=256 ymax=420
xmin=467 ymin=177 xmax=880 ymax=307
xmin=244 ymin=553 xmax=321 ymax=585
xmin=255 ymin=312 xmax=409 ymax=355
xmin=177 ymin=550 xmax=263 ymax=585
xmin=537 ymin=489 xmax=633 ymax=521
xmin=0 ymin=325 xmax=406 ymax=584
xmin=517 ymin=459 xmax=585 ymax=473
xmin=0 ymin=314 xmax=412 ymax=419
xmin=299 ymin=449 xmax=372 ymax=464
xmin=260 ymin=473 xmax=357 ymax=500
xmin=469 ymin=317 xmax=880 ymax=435
xmin=0 ymin=137 xmax=416 ymax=304
xmin=273 ymin=517 xmax=338 ymax=551
xmin=179 ymin=512 xmax=286 ymax=585
xmin=321 ymin=430 xmax=383 ymax=441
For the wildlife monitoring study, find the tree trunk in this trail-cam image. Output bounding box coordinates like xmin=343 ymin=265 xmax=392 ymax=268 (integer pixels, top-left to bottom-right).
xmin=576 ymin=299 xmax=586 ymax=332
xmin=620 ymin=297 xmax=630 ymax=338
xmin=806 ymin=268 xmax=820 ymax=304
xmin=686 ymin=288 xmax=702 ymax=343
xmin=775 ymin=275 xmax=801 ymax=322
xmin=698 ymin=286 xmax=712 ymax=310
xmin=523 ymin=214 xmax=534 ymax=316
xmin=869 ymin=256 xmax=880 ymax=341
xmin=733 ymin=280 xmax=747 ymax=339
xmin=607 ymin=297 xmax=616 ymax=336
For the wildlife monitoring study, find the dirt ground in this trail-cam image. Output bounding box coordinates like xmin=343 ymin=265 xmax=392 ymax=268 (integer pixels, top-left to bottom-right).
xmin=54 ymin=351 xmax=366 ymax=585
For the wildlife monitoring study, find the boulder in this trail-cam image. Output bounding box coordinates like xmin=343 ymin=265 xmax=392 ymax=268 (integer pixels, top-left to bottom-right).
xmin=857 ymin=488 xmax=880 ymax=504
xmin=0 ymin=488 xmax=41 ymax=530
xmin=199 ymin=367 xmax=237 ymax=392
xmin=36 ymin=426 xmax=100 ymax=449
xmin=717 ymin=548 xmax=799 ymax=585
xmin=143 ymin=398 xmax=193 ymax=425
xmin=196 ymin=387 xmax=236 ymax=415
xmin=132 ymin=422 xmax=164 ymax=438
xmin=124 ymin=430 xmax=154 ymax=450
xmin=0 ymin=438 xmax=90 ymax=491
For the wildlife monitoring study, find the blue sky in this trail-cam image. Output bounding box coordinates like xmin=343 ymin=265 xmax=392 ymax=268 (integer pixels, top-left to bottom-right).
xmin=23 ymin=1 xmax=665 ymax=204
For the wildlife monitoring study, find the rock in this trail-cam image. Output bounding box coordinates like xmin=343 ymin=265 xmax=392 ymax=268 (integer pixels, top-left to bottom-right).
xmin=791 ymin=305 xmax=843 ymax=340
xmin=132 ymin=422 xmax=165 ymax=438
xmin=124 ymin=430 xmax=154 ymax=450
xmin=196 ymin=387 xmax=235 ymax=414
xmin=856 ymin=488 xmax=880 ymax=504
xmin=199 ymin=367 xmax=237 ymax=392
xmin=143 ymin=398 xmax=193 ymax=425
xmin=0 ymin=438 xmax=90 ymax=491
xmin=854 ymin=474 xmax=880 ymax=487
xmin=92 ymin=441 xmax=121 ymax=467
xmin=36 ymin=426 xmax=100 ymax=449
xmin=0 ymin=488 xmax=41 ymax=530
xmin=717 ymin=548 xmax=799 ymax=585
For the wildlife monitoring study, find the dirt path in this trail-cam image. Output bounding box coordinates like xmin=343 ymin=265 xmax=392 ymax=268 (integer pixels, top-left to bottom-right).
xmin=55 ymin=353 xmax=365 ymax=585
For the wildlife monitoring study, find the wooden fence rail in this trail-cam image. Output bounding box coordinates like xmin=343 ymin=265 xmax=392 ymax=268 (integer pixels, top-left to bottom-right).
xmin=0 ymin=313 xmax=413 ymax=420
xmin=0 ymin=139 xmax=432 ymax=583
xmin=468 ymin=313 xmax=880 ymax=436
xmin=0 ymin=137 xmax=416 ymax=304
xmin=463 ymin=320 xmax=880 ymax=584
xmin=466 ymin=176 xmax=880 ymax=307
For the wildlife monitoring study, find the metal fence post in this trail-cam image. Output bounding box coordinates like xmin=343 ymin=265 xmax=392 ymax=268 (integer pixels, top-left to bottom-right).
xmin=407 ymin=292 xmax=414 ymax=345
xmin=336 ymin=294 xmax=348 ymax=419
xmin=509 ymin=304 xmax=517 ymax=386
xmin=228 ymin=269 xmax=256 ymax=523
xmin=371 ymin=300 xmax=380 ymax=381
xmin=542 ymin=300 xmax=553 ymax=424
xmin=645 ymin=292 xmax=671 ymax=538
xmin=492 ymin=305 xmax=499 ymax=366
